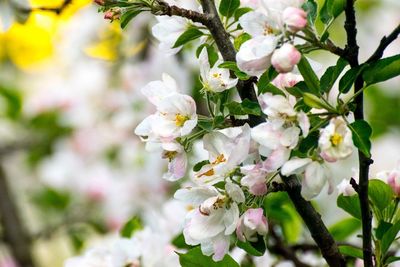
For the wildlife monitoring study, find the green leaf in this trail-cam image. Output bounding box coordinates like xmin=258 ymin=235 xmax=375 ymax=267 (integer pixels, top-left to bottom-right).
xmin=258 ymin=82 xmax=285 ymax=96
xmin=219 ymin=61 xmax=250 ymax=80
xmin=172 ymin=233 xmax=193 ymax=249
xmin=197 ymin=120 xmax=213 ymax=132
xmin=179 ymin=247 xmax=240 ymax=267
xmin=219 ymin=0 xmax=240 ymax=18
xmin=375 ymin=220 xmax=393 ymax=240
xmin=302 ymin=0 xmax=317 ymax=26
xmin=363 ymin=54 xmax=400 ymax=85
xmin=337 ymin=194 xmax=361 ymax=219
xmin=120 ymin=216 xmax=143 ymax=238
xmin=328 ymin=218 xmax=361 ymax=241
xmin=173 ymin=27 xmax=203 ymax=48
xmin=368 ymin=179 xmax=394 ymax=211
xmin=303 ymin=93 xmax=335 ymax=111
xmin=320 ymin=57 xmax=348 ymax=93
xmin=381 ymin=220 xmax=400 ymax=255
xmin=234 ymin=7 xmax=252 ymax=21
xmin=338 ymin=64 xmax=367 ymax=94
xmin=234 ymin=33 xmax=251 ymax=50
xmin=236 ymin=237 xmax=266 ymax=256
xmin=348 ymin=120 xmax=372 ymax=158
xmin=193 ymin=160 xmax=210 ymax=172
xmin=120 ymin=10 xmax=141 ymax=29
xmin=297 ymin=56 xmax=320 ymax=95
xmin=319 ymin=0 xmax=346 ymax=24
xmin=385 ymin=256 xmax=400 ymax=265
xmin=32 ymin=187 xmax=71 ymax=211
xmin=339 ymin=245 xmax=363 ymax=259
xmin=196 ymin=44 xmax=219 ymax=67
xmin=226 ymin=99 xmax=262 ymax=116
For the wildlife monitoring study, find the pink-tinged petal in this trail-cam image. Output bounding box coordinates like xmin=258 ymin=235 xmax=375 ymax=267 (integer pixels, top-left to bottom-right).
xmin=163 ymin=152 xmax=187 ymax=181
xmin=301 ymin=162 xmax=327 ymax=200
xmin=297 ymin=111 xmax=310 ymax=137
xmin=250 ymin=182 xmax=268 ymax=196
xmin=263 ymin=147 xmax=290 ymax=171
xmin=281 ymin=157 xmax=312 ymax=176
xmin=212 ymin=235 xmax=230 ymax=261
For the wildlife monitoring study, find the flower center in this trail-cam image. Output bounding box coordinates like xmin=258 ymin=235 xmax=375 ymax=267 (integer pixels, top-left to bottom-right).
xmin=175 ymin=114 xmax=189 ymax=127
xmin=212 ymin=73 xmax=221 ymax=78
xmin=264 ymin=25 xmax=274 ymax=35
xmin=163 ymin=151 xmax=177 ymax=162
xmin=330 ymin=133 xmax=343 ymax=146
xmin=212 ymin=154 xmax=226 ymax=165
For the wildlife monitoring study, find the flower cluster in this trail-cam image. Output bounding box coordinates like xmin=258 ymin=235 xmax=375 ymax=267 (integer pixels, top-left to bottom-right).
xmin=236 ymin=0 xmax=307 ymax=76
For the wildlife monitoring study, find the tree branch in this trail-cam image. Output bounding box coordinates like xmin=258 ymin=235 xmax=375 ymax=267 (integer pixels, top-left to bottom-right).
xmin=282 ymin=175 xmax=346 ymax=267
xmin=157 ymin=2 xmax=209 ymax=25
xmin=268 ymin=223 xmax=312 ymax=267
xmin=366 ymin=23 xmax=400 ymax=63
xmin=0 ymin=164 xmax=35 ymax=267
xmin=344 ymin=1 xmax=373 ymax=265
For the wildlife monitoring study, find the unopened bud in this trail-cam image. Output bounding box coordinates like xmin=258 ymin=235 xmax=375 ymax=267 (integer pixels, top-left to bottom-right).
xmin=282 ymin=7 xmax=307 ymax=33
xmin=271 ymin=43 xmax=301 ymax=73
xmin=104 ymin=9 xmax=121 ymax=21
xmin=94 ymin=0 xmax=105 ymax=5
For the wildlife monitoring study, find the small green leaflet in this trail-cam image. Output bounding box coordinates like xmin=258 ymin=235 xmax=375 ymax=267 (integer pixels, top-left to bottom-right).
xmin=120 ymin=10 xmax=141 ymax=29
xmin=219 ymin=0 xmax=240 ymax=18
xmin=363 ymin=54 xmax=400 ymax=86
xmin=178 ymin=247 xmax=240 ymax=267
xmin=348 ymin=120 xmax=372 ymax=158
xmin=368 ymin=179 xmax=393 ymax=211
xmin=320 ymin=57 xmax=348 ymax=93
xmin=337 ymin=194 xmax=361 ymax=220
xmin=297 ymin=56 xmax=320 ymax=95
xmin=339 ymin=245 xmax=363 ymax=259
xmin=173 ymin=27 xmax=203 ymax=48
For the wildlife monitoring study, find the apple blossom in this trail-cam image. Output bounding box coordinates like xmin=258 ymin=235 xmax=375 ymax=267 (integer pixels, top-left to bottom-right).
xmin=240 ymin=163 xmax=268 ymax=195
xmin=239 ymin=11 xmax=280 ymax=37
xmin=377 ymin=165 xmax=400 ymax=196
xmin=281 ymin=157 xmax=332 ymax=200
xmin=161 ymin=142 xmax=187 ymax=181
xmin=236 ymin=208 xmax=268 ymax=242
xmin=199 ymin=48 xmax=238 ymax=92
xmin=272 ymin=72 xmax=303 ymax=89
xmin=319 ymin=117 xmax=353 ymax=162
xmin=195 ymin=125 xmax=251 ymax=185
xmin=271 ymin=43 xmax=301 ymax=73
xmin=236 ymin=36 xmax=278 ymax=76
xmin=282 ymin=7 xmax=307 ymax=32
xmin=175 ymin=185 xmax=240 ymax=261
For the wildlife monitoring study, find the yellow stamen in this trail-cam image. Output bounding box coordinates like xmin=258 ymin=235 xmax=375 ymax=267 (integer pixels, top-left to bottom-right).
xmin=212 ymin=73 xmax=221 ymax=78
xmin=198 ymin=168 xmax=215 ymax=177
xmin=264 ymin=25 xmax=274 ymax=35
xmin=212 ymin=154 xmax=226 ymax=165
xmin=330 ymin=133 xmax=343 ymax=146
xmin=175 ymin=114 xmax=189 ymax=127
xmin=164 ymin=151 xmax=177 ymax=162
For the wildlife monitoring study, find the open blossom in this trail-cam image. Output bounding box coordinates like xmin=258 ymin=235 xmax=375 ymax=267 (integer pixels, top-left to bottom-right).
xmin=272 ymin=72 xmax=303 ymax=89
xmin=377 ymin=165 xmax=400 ymax=196
xmin=240 ymin=163 xmax=268 ymax=195
xmin=319 ymin=117 xmax=353 ymax=162
xmin=161 ymin=142 xmax=187 ymax=181
xmin=236 ymin=208 xmax=268 ymax=242
xmin=195 ymin=125 xmax=251 ymax=185
xmin=271 ymin=43 xmax=301 ymax=73
xmin=236 ymin=36 xmax=278 ymax=76
xmin=175 ymin=184 xmax=243 ymax=261
xmin=282 ymin=157 xmax=332 ymax=200
xmin=135 ymin=73 xmax=197 ymax=144
xmin=282 ymin=7 xmax=307 ymax=32
xmin=199 ymin=48 xmax=238 ymax=92
xmin=152 ymin=16 xmax=189 ymax=55
xmin=239 ymin=11 xmax=281 ymax=37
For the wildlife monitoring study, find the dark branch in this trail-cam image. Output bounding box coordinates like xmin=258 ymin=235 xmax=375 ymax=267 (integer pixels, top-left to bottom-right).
xmin=366 ymin=23 xmax=400 ymax=63
xmin=0 ymin=164 xmax=35 ymax=267
xmin=344 ymin=1 xmax=373 ymax=265
xmin=157 ymin=2 xmax=208 ymax=25
xmin=268 ymin=224 xmax=312 ymax=267
xmin=282 ymin=175 xmax=346 ymax=267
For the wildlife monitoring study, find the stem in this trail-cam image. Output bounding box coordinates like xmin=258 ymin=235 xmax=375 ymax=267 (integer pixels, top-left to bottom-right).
xmin=282 ymin=175 xmax=346 ymax=266
xmin=344 ymin=0 xmax=374 ymax=265
xmin=0 ymin=164 xmax=35 ymax=267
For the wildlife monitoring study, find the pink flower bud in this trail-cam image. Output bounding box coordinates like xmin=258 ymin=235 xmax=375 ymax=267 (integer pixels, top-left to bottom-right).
xmin=104 ymin=9 xmax=120 ymax=21
xmin=236 ymin=208 xmax=268 ymax=242
xmin=387 ymin=170 xmax=400 ymax=196
xmin=271 ymin=43 xmax=301 ymax=73
xmin=282 ymin=7 xmax=307 ymax=32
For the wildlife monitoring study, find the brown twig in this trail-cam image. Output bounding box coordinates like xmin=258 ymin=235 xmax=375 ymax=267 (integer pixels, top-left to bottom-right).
xmin=366 ymin=23 xmax=400 ymax=64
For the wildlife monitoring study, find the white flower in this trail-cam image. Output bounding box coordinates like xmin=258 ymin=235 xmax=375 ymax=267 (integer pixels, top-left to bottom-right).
xmin=240 ymin=163 xmax=268 ymax=195
xmin=135 ymin=74 xmax=198 ymax=143
xmin=195 ymin=125 xmax=251 ymax=185
xmin=236 ymin=35 xmax=278 ymax=76
xmin=319 ymin=117 xmax=353 ymax=162
xmin=161 ymin=142 xmax=187 ymax=181
xmin=174 ymin=185 xmax=240 ymax=261
xmin=152 ymin=16 xmax=189 ymax=55
xmin=236 ymin=208 xmax=268 ymax=242
xmin=337 ymin=179 xmax=356 ymax=196
xmin=239 ymin=11 xmax=280 ymax=37
xmin=199 ymin=48 xmax=238 ymax=92
xmin=281 ymin=157 xmax=332 ymax=200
